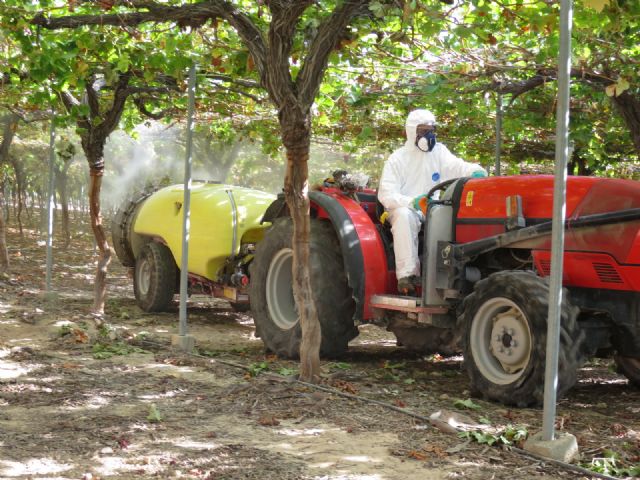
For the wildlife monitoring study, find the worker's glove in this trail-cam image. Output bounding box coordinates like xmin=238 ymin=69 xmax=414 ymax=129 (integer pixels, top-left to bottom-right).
xmin=412 ymin=194 xmax=431 ymax=215
xmin=471 ymin=170 xmax=487 ymax=178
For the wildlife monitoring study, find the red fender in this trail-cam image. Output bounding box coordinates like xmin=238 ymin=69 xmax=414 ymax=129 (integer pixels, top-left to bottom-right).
xmin=310 ymin=190 xmax=389 ymax=321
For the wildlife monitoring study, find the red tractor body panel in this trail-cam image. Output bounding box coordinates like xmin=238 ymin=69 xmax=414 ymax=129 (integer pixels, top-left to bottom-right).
xmin=454 ymin=175 xmax=640 ymax=291
xmin=533 ymin=251 xmax=640 ymax=291
xmin=455 ymin=176 xmax=597 ymax=224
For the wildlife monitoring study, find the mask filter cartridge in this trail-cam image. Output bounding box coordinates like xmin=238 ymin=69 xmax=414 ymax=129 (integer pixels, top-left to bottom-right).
xmin=416 ymin=130 xmax=437 ymax=152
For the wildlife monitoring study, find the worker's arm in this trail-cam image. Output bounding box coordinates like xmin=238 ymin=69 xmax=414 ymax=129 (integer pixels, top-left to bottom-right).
xmin=378 ymin=154 xmax=413 ymax=210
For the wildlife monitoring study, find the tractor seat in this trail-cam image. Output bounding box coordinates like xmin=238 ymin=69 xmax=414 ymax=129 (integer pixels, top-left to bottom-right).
xmin=375 ymin=198 xmax=390 ymax=226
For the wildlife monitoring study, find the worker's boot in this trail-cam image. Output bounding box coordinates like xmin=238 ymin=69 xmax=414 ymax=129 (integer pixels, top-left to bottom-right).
xmin=397 ymin=275 xmax=420 ymax=296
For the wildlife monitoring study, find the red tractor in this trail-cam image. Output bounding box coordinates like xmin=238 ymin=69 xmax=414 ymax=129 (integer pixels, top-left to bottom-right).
xmin=249 ymin=174 xmax=640 ymax=406
xmin=113 ymin=174 xmax=640 ymax=407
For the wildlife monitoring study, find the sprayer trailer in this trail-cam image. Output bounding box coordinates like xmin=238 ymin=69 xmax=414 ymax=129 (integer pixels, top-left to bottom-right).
xmin=113 ymin=174 xmax=640 ymax=407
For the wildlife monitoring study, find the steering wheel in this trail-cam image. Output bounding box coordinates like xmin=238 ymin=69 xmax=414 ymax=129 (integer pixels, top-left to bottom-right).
xmin=425 ymin=177 xmax=459 ymax=203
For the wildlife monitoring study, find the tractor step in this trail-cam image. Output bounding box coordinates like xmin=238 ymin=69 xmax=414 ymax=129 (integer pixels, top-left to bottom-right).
xmin=370 ymin=294 xmax=449 ymax=314
xmin=371 ymin=294 xmax=420 ymax=308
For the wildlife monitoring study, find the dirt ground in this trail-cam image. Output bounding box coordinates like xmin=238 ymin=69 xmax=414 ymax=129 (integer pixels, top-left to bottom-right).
xmin=1 ymin=218 xmax=640 ymax=480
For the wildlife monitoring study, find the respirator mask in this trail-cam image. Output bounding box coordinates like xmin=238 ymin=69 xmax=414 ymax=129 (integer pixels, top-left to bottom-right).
xmin=415 ymin=125 xmax=437 ymax=152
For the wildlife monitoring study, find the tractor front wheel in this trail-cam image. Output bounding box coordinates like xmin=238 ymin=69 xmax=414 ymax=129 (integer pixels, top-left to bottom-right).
xmin=134 ymin=242 xmax=177 ymax=312
xmin=461 ymin=271 xmax=584 ymax=407
xmin=249 ymin=217 xmax=358 ymax=358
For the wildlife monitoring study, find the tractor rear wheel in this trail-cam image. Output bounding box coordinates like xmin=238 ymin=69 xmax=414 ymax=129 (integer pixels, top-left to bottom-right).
xmin=249 ymin=217 xmax=358 ymax=358
xmin=614 ymin=355 xmax=640 ymax=386
xmin=134 ymin=242 xmax=177 ymax=312
xmin=461 ymin=270 xmax=584 ymax=407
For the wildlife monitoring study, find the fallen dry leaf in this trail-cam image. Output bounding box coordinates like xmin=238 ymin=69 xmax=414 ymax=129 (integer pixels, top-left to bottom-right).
xmin=332 ymin=380 xmax=358 ymax=395
xmin=610 ymin=423 xmax=628 ymax=437
xmin=72 ymin=329 xmax=89 ymax=344
xmin=116 ymin=436 xmax=130 ymax=449
xmin=408 ymin=450 xmax=428 ymax=461
xmin=258 ymin=415 xmax=279 ymax=426
xmin=422 ymin=444 xmax=448 ymax=458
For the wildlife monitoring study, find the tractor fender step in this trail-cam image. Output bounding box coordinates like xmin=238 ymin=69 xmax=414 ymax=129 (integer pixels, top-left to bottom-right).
xmin=370 ymin=294 xmax=449 ymax=314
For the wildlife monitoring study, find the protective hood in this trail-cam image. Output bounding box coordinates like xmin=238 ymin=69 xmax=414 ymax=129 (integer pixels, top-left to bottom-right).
xmin=404 ymin=109 xmax=436 ymax=148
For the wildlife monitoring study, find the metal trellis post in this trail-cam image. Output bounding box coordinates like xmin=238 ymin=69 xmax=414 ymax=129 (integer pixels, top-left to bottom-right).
xmin=178 ymin=63 xmax=197 ymax=343
xmin=45 ymin=115 xmax=56 ymax=292
xmin=542 ymin=0 xmax=573 ymax=442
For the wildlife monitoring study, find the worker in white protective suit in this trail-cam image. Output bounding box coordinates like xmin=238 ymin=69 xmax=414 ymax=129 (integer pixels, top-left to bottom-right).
xmin=378 ymin=109 xmax=487 ymax=295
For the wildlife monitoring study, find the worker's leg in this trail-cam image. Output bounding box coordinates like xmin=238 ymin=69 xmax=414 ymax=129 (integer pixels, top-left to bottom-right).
xmin=388 ymin=207 xmax=422 ymax=281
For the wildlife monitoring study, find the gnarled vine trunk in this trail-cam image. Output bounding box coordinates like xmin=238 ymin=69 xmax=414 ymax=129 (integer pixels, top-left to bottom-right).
xmin=0 ymin=207 xmax=8 ymax=274
xmin=60 ymin=73 xmax=130 ymax=315
xmin=60 ymin=179 xmax=71 ymax=248
xmin=280 ymin=106 xmax=320 ymax=382
xmin=0 ymin=114 xmax=19 ymax=271
xmin=202 ymin=134 xmax=242 ymax=183
xmin=89 ymin=171 xmax=111 ymax=314
xmin=81 ymin=138 xmax=111 ymax=316
xmin=9 ymin=157 xmax=25 ymax=236
xmin=612 ymin=91 xmax=640 ymax=155
xmin=55 ymin=156 xmax=74 ymax=248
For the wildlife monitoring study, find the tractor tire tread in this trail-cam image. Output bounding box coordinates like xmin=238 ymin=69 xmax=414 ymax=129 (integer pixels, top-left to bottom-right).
xmin=461 ymin=270 xmax=585 ymax=407
xmin=134 ymin=242 xmax=177 ymax=312
xmin=614 ymin=355 xmax=640 ymax=387
xmin=250 ymin=217 xmax=357 ymax=359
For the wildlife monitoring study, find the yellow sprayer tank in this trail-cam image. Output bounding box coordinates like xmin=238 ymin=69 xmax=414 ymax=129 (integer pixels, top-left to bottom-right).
xmin=133 ymin=182 xmax=275 ymax=281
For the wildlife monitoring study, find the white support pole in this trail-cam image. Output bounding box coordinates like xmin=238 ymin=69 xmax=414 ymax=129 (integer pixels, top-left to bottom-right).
xmin=542 ymin=0 xmax=573 ymax=442
xmin=178 ymin=63 xmax=197 ymax=339
xmin=45 ymin=115 xmax=56 ymax=292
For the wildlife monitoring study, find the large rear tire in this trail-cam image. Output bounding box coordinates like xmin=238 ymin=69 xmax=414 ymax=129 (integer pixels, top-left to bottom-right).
xmin=134 ymin=242 xmax=177 ymax=312
xmin=111 ymin=190 xmax=154 ymax=267
xmin=614 ymin=355 xmax=640 ymax=386
xmin=249 ymin=217 xmax=358 ymax=358
xmin=461 ymin=270 xmax=584 ymax=407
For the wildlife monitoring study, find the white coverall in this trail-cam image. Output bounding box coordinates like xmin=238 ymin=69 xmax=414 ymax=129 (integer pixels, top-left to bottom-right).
xmin=378 ymin=110 xmax=485 ymax=280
